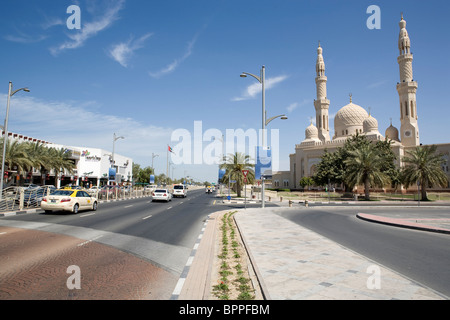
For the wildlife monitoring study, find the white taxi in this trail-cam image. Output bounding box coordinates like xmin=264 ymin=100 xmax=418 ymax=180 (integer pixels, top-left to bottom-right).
xmin=41 ymin=189 xmax=98 ymax=214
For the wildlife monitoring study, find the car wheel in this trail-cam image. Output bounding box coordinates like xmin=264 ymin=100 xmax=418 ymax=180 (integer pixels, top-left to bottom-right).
xmin=92 ymin=201 xmax=97 ymax=211
xmin=73 ymin=203 xmax=79 ymax=214
xmin=44 ymin=210 xmax=52 ymax=214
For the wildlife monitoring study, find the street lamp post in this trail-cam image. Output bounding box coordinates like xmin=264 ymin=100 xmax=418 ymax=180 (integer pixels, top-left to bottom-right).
xmin=0 ymin=82 xmax=30 ymax=196
xmin=265 ymin=111 xmax=288 ymax=126
xmin=240 ymin=66 xmax=266 ymax=146
xmin=152 ymin=153 xmax=159 ymax=172
xmin=240 ymin=66 xmax=266 ymax=207
xmin=111 ymin=133 xmax=124 ymax=185
xmin=240 ymin=67 xmax=287 ymax=208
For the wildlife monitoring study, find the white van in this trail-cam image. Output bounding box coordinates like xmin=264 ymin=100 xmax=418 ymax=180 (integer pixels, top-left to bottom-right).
xmin=173 ymin=184 xmax=187 ymax=198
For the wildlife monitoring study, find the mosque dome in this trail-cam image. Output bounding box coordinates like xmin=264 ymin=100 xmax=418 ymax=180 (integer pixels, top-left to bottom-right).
xmin=334 ymin=99 xmax=368 ymax=138
xmin=335 ymin=102 xmax=369 ymax=128
xmin=301 ymin=122 xmax=321 ymax=144
xmin=385 ymin=123 xmax=400 ymax=141
xmin=363 ymin=115 xmax=378 ymax=133
xmin=305 ymin=123 xmax=319 ymax=139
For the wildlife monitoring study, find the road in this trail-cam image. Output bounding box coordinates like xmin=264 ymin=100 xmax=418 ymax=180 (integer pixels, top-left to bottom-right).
xmin=2 ymin=190 xmax=450 ymax=299
xmin=0 ymin=188 xmax=219 ymax=300
xmin=278 ymin=206 xmax=450 ymax=297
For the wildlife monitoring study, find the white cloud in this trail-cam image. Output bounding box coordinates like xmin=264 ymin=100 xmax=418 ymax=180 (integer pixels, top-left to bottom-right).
xmin=109 ymin=33 xmax=153 ymax=67
xmin=1 ymin=93 xmax=225 ymax=182
xmin=286 ymin=102 xmax=298 ymax=113
xmin=4 ymin=34 xmax=47 ymax=44
xmin=232 ymin=75 xmax=289 ymax=101
xmin=286 ymin=99 xmax=311 ymax=113
xmin=50 ymin=0 xmax=125 ymax=56
xmin=0 ymin=93 xmax=173 ymax=167
xmin=41 ymin=17 xmax=65 ymax=30
xmin=4 ymin=26 xmax=48 ymax=43
xmin=149 ymin=34 xmax=198 ymax=78
xmin=367 ymin=80 xmax=388 ymax=89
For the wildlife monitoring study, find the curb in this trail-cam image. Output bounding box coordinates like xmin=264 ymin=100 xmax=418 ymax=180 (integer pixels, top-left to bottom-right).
xmin=0 ymin=195 xmax=153 ymax=217
xmin=356 ymin=213 xmax=450 ymax=235
xmin=233 ymin=211 xmax=272 ymax=300
xmin=0 ymin=208 xmax=44 ymax=217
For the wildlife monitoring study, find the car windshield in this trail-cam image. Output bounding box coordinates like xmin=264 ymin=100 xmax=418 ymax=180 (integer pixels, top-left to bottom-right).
xmin=174 ymin=186 xmax=184 ymax=189
xmin=155 ymin=189 xmax=167 ymax=193
xmin=52 ymin=190 xmax=74 ymax=196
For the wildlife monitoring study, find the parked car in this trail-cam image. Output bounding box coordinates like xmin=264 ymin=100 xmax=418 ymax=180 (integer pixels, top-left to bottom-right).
xmin=63 ymin=185 xmax=83 ymax=190
xmin=87 ymin=186 xmax=100 ymax=195
xmin=41 ymin=189 xmax=98 ymax=214
xmin=144 ymin=185 xmax=157 ymax=194
xmin=24 ymin=183 xmax=40 ymax=190
xmin=145 ymin=184 xmax=157 ymax=191
xmin=98 ymin=185 xmax=119 ymax=198
xmin=173 ymin=184 xmax=187 ymax=198
xmin=15 ymin=186 xmax=56 ymax=207
xmin=121 ymin=186 xmax=132 ymax=195
xmin=152 ymin=189 xmax=172 ymax=202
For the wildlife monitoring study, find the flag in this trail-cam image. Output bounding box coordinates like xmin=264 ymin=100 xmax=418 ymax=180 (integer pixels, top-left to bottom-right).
xmin=168 ymin=146 xmax=173 ymax=153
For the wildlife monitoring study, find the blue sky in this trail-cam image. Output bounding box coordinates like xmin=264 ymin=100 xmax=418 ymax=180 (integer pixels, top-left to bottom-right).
xmin=0 ymin=0 xmax=449 ymax=183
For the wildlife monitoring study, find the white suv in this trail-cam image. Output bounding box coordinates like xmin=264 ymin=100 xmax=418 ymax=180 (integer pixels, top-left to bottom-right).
xmin=173 ymin=185 xmax=187 ymax=198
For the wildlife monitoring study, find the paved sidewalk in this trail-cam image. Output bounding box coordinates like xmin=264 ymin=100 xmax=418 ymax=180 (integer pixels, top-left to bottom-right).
xmin=234 ymin=207 xmax=448 ymax=300
xmin=179 ymin=203 xmax=449 ymax=300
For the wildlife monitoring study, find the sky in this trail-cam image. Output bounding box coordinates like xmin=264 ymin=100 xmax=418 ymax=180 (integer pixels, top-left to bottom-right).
xmin=0 ymin=0 xmax=449 ymax=183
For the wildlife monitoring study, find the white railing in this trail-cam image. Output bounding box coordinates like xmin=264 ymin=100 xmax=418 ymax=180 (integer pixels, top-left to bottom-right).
xmin=89 ymin=187 xmax=153 ymax=201
xmin=0 ymin=186 xmax=55 ymax=212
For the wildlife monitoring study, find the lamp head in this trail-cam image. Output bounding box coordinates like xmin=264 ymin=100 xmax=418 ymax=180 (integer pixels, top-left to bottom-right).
xmin=240 ymin=74 xmax=247 ymax=78
xmin=23 ymin=88 xmax=30 ymax=92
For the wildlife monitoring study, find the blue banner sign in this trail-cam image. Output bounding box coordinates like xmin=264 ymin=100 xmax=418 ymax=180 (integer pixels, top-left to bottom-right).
xmin=255 ymin=146 xmax=272 ymax=180
xmin=109 ymin=168 xmax=116 ymax=181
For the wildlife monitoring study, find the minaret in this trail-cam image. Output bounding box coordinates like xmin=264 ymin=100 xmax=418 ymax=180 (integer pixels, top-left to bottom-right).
xmin=396 ymin=14 xmax=419 ymax=147
xmin=314 ymin=42 xmax=330 ymax=142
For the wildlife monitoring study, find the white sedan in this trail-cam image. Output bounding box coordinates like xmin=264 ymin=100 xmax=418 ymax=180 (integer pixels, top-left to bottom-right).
xmin=152 ymin=189 xmax=172 ymax=202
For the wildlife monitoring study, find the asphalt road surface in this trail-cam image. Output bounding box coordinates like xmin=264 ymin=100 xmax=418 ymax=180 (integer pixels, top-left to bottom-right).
xmin=2 ymin=190 xmax=449 ymax=300
xmin=278 ymin=207 xmax=450 ymax=297
xmin=0 ymin=188 xmax=219 ymax=300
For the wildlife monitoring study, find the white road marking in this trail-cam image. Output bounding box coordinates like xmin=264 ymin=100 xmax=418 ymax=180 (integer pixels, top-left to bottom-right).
xmin=172 ymin=278 xmax=185 ymax=296
xmin=142 ymin=215 xmax=153 ymax=220
xmin=124 ymin=205 xmax=133 ymax=208
xmin=77 ymin=235 xmax=103 ymax=247
xmin=186 ymin=256 xmax=194 ymax=266
xmin=80 ymin=213 xmax=96 ymax=218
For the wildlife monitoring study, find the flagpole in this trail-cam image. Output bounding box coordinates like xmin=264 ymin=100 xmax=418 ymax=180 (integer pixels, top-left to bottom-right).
xmin=167 ymin=145 xmax=169 ymax=185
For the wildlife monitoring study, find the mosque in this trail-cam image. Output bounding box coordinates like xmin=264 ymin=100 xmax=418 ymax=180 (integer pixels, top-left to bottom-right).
xmin=272 ymin=15 xmax=450 ymax=191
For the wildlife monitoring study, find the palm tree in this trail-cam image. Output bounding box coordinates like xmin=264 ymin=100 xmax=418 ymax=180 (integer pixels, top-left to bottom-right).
xmin=47 ymin=147 xmax=76 ymax=186
xmin=400 ymin=145 xmax=448 ymax=201
xmin=0 ymin=138 xmax=33 ymax=185
xmin=24 ymin=141 xmax=53 ymax=178
xmin=344 ymin=143 xmax=390 ymax=200
xmin=219 ymin=152 xmax=255 ymax=198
